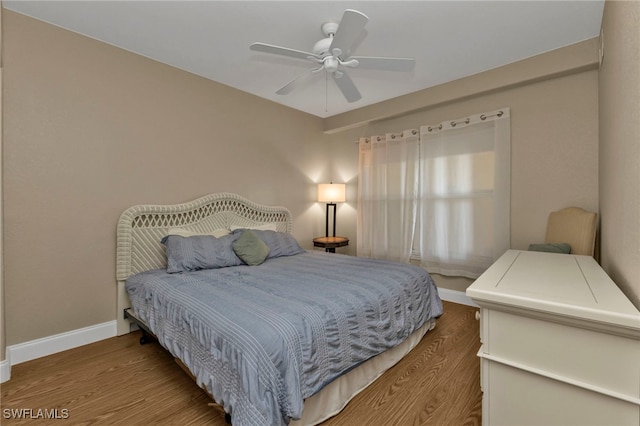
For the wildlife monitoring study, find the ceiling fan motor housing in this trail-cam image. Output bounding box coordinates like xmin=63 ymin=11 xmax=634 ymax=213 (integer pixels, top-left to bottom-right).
xmin=313 ymin=37 xmax=333 ymax=57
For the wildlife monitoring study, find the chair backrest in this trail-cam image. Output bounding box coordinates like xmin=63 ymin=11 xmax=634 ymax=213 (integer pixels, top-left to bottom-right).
xmin=545 ymin=207 xmax=597 ymax=256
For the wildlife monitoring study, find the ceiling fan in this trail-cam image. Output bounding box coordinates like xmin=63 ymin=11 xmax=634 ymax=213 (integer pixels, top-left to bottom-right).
xmin=250 ymin=9 xmax=415 ymax=103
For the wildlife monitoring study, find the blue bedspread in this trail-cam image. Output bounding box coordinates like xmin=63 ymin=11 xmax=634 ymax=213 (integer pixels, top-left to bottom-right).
xmin=126 ymin=251 xmax=442 ymax=425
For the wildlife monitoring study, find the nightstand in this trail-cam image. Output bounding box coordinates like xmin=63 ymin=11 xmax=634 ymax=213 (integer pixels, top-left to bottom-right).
xmin=313 ymin=236 xmax=349 ymax=253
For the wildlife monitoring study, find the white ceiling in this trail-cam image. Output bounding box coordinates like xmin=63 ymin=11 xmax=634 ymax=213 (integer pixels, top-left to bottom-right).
xmin=4 ymin=1 xmax=605 ymax=118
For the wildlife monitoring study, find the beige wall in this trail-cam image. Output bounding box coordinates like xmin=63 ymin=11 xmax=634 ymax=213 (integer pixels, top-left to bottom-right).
xmin=599 ymin=0 xmax=640 ymax=309
xmin=2 ymin=10 xmax=328 ymax=345
xmin=326 ymin=43 xmax=600 ymax=292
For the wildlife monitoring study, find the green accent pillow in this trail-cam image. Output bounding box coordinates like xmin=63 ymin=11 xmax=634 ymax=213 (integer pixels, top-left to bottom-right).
xmin=232 ymin=229 xmax=271 ymax=266
xmin=528 ymin=243 xmax=572 ymax=254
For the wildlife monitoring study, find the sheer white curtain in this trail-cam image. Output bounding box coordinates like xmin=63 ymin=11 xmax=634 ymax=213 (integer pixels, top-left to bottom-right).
xmin=416 ymin=109 xmax=510 ymax=278
xmin=357 ymin=130 xmax=419 ymax=262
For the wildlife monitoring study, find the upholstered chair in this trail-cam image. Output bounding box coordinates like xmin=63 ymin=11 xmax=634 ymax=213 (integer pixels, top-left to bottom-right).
xmin=545 ymin=207 xmax=598 ymax=256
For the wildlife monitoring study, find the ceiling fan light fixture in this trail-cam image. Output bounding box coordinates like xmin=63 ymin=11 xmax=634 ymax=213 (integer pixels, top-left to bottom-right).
xmin=324 ymin=56 xmax=339 ymax=73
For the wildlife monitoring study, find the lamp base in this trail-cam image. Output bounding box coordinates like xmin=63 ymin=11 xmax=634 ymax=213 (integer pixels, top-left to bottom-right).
xmin=325 ymin=202 xmax=337 ymax=237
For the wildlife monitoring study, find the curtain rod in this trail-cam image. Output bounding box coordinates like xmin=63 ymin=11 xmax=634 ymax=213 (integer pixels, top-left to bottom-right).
xmin=355 ymin=109 xmax=506 ymax=144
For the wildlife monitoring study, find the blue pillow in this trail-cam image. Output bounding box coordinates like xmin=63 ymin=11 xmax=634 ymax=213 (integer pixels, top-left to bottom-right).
xmin=232 ymin=229 xmax=304 ymax=259
xmin=161 ymin=234 xmax=242 ymax=273
xmin=528 ymin=243 xmax=572 ymax=254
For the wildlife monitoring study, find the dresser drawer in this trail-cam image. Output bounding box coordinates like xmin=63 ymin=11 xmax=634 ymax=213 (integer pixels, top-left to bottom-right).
xmin=483 ymin=309 xmax=640 ymax=400
xmin=483 ymin=360 xmax=640 ymax=426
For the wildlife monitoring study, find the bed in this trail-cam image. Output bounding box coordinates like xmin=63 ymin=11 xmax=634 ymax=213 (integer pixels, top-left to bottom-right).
xmin=116 ymin=192 xmax=443 ymax=426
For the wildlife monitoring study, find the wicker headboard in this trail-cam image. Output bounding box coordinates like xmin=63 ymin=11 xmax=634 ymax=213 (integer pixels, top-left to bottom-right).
xmin=115 ymin=192 xmax=292 ymax=334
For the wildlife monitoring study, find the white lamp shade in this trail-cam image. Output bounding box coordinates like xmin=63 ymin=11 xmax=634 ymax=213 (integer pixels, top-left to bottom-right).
xmin=318 ymin=183 xmax=346 ymax=203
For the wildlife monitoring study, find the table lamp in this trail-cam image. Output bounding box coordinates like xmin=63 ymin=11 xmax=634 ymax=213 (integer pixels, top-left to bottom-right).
xmin=317 ymin=183 xmax=346 ymax=237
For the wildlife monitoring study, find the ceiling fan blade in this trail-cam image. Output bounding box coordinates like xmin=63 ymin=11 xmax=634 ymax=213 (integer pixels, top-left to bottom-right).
xmin=349 ymin=56 xmax=416 ymax=72
xmin=275 ymin=67 xmax=323 ymax=95
xmin=329 ymin=9 xmax=369 ymax=56
xmin=250 ymin=42 xmax=318 ymax=61
xmin=333 ymin=71 xmax=361 ymax=103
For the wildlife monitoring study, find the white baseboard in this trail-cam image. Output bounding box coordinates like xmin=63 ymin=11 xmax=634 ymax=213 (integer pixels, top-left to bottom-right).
xmin=7 ymin=320 xmax=117 ymax=367
xmin=438 ymin=287 xmax=478 ymax=307
xmin=0 ymin=356 xmax=10 ymax=383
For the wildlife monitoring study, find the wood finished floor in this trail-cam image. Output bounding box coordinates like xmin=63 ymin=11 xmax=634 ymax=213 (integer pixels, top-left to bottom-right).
xmin=1 ymin=301 xmax=481 ymax=425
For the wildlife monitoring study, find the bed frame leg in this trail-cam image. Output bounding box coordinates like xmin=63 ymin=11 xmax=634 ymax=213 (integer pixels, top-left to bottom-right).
xmin=139 ymin=331 xmax=155 ymax=345
xmin=124 ymin=308 xmax=158 ymax=345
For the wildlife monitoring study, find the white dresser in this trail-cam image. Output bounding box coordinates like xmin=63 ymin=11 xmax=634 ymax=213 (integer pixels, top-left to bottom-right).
xmin=466 ymin=250 xmax=640 ymax=426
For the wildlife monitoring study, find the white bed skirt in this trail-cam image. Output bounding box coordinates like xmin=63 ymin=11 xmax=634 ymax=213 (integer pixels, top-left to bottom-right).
xmin=292 ymin=318 xmax=437 ymax=425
